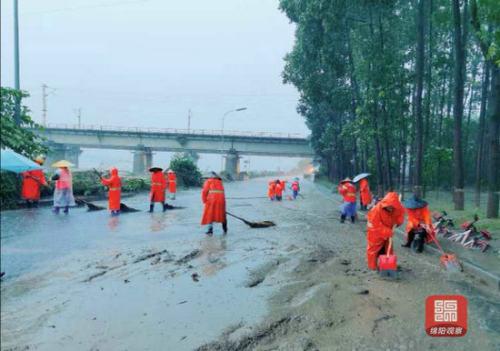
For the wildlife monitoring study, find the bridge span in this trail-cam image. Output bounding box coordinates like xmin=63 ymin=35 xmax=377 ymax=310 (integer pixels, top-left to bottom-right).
xmin=36 ymin=124 xmax=313 ymax=175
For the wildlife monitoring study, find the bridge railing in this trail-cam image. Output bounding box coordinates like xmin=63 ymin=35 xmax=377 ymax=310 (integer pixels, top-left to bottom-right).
xmin=43 ymin=123 xmax=307 ymax=139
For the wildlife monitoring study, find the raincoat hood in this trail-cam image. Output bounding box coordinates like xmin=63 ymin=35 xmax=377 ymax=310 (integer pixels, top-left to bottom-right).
xmin=110 ymin=168 xmax=119 ymax=177
xmin=379 ymin=192 xmax=403 ymax=210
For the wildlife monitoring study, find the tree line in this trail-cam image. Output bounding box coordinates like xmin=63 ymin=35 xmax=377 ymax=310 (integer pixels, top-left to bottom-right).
xmin=279 ymin=0 xmax=499 ymax=217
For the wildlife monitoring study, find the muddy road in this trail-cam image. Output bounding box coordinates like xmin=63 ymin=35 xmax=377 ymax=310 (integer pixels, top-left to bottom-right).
xmin=1 ymin=178 xmax=499 ymax=350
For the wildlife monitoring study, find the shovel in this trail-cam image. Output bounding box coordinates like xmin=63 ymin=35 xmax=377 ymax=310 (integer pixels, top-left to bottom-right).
xmin=378 ymin=237 xmax=398 ymax=278
xmin=226 ymin=211 xmax=276 ymax=228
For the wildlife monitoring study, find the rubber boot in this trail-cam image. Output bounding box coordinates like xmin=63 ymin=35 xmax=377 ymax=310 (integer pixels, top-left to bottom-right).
xmin=63 ymin=206 xmax=69 ymax=214
xmin=149 ymin=204 xmax=154 ymax=213
xmin=53 ymin=206 xmax=60 ymax=214
xmin=351 ymin=216 xmax=356 ymax=223
xmin=402 ymin=231 xmax=414 ymax=248
xmin=222 ymin=221 xmax=228 ymax=234
xmin=33 ymin=201 xmax=39 ymax=208
xmin=162 ymin=203 xmax=168 ymax=212
xmin=205 ymin=225 xmax=214 ymax=236
xmin=340 ymin=214 xmax=346 ymax=223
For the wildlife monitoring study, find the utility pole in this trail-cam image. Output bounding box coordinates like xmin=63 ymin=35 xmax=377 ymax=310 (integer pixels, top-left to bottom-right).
xmin=13 ymin=0 xmax=21 ymax=125
xmin=187 ymin=109 xmax=192 ymax=132
xmin=42 ymin=84 xmax=48 ymax=126
xmin=74 ymin=108 xmax=82 ymax=127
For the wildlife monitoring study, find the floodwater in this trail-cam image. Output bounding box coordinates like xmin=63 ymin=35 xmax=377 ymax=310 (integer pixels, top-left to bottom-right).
xmin=0 ymin=178 xmax=300 ymax=350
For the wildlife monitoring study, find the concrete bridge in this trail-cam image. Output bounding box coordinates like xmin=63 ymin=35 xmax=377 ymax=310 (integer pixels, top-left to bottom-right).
xmin=37 ymin=124 xmax=313 ymax=176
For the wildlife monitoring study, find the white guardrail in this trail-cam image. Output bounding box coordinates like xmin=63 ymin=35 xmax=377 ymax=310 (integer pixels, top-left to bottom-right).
xmin=43 ymin=123 xmax=307 ymax=140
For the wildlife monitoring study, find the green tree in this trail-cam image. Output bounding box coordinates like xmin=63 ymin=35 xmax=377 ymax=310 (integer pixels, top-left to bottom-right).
xmin=0 ymin=87 xmax=47 ymax=157
xmin=169 ymin=153 xmax=202 ymax=187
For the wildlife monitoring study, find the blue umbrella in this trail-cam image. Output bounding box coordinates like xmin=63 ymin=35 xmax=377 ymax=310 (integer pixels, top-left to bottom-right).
xmin=0 ymin=149 xmax=42 ymax=173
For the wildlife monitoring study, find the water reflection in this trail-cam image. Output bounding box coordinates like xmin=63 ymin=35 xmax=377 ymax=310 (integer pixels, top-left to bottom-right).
xmin=200 ymin=236 xmax=227 ymax=276
xmin=149 ymin=213 xmax=167 ymax=232
xmin=108 ymin=216 xmax=120 ymax=231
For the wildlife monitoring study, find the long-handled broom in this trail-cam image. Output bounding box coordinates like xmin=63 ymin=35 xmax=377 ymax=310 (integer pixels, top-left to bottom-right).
xmin=226 ymin=212 xmax=276 ymax=228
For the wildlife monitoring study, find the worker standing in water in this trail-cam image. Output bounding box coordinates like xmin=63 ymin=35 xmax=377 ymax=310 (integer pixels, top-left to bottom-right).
xmin=100 ymin=168 xmax=122 ymax=216
xmin=291 ymin=179 xmax=300 ymax=199
xmin=338 ymin=178 xmax=357 ymax=223
xmin=201 ymin=172 xmax=227 ymax=236
xmin=167 ymin=169 xmax=177 ymax=200
xmin=366 ymin=192 xmax=405 ymax=270
xmin=21 ymin=156 xmax=47 ymax=208
xmin=280 ymin=179 xmax=286 ymax=194
xmin=268 ymin=180 xmax=276 ymax=201
xmin=52 ymin=160 xmax=76 ymax=214
xmin=275 ymin=179 xmax=283 ymax=201
xmin=149 ymin=167 xmax=168 ymax=212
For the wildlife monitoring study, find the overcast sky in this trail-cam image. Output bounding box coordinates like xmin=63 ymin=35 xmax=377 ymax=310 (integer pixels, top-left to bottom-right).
xmin=1 ymin=0 xmax=309 ymax=172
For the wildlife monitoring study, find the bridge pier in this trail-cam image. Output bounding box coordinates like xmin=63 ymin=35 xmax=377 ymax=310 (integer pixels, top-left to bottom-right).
xmin=133 ymin=147 xmax=153 ymax=174
xmin=224 ymin=149 xmax=240 ymax=179
xmin=46 ymin=143 xmax=81 ymax=168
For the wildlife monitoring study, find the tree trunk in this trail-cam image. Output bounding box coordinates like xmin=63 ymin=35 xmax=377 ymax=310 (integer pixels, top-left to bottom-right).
xmin=486 ymin=65 xmax=500 ymax=218
xmin=474 ymin=63 xmax=490 ymax=207
xmin=451 ymin=0 xmax=465 ymax=210
xmin=414 ymin=0 xmax=426 ymax=198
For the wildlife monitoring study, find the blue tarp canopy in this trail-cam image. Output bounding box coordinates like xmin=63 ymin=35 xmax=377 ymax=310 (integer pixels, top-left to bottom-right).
xmin=0 ymin=149 xmax=42 ymax=173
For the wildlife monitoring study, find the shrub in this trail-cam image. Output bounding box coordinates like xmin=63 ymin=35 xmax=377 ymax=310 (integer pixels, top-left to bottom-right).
xmin=169 ymin=154 xmax=202 ymax=187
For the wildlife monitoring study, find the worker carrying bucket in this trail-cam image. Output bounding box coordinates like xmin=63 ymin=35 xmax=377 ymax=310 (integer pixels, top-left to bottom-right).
xmin=366 ymin=192 xmax=405 ymax=275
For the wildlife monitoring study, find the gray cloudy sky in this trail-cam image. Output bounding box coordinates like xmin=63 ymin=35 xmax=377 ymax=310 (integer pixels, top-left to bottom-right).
xmin=1 ymin=0 xmax=309 ymax=172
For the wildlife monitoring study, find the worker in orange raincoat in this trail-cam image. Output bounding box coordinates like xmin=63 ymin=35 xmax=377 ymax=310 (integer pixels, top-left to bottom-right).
xmin=201 ymin=172 xmax=227 ymax=235
xmin=338 ymin=178 xmax=357 ymax=223
xmin=402 ymin=195 xmax=434 ymax=248
xmin=366 ymin=192 xmax=405 ymax=270
xmin=291 ymin=179 xmax=300 ymax=199
xmin=100 ymin=167 xmax=121 ymax=216
xmin=149 ymin=167 xmax=167 ymax=212
xmin=280 ymin=180 xmax=286 ymax=194
xmin=275 ymin=180 xmax=283 ymax=201
xmin=268 ymin=180 xmax=276 ymax=201
xmin=167 ymin=169 xmax=177 ymax=200
xmin=21 ymin=156 xmax=47 ymax=207
xmin=359 ymin=178 xmax=373 ymax=210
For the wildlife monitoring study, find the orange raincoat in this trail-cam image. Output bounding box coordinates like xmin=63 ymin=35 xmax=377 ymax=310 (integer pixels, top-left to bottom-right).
xmin=366 ymin=192 xmax=405 ymax=270
xmin=201 ymin=177 xmax=226 ymax=225
xmin=406 ymin=206 xmax=434 ymax=243
xmin=150 ymin=171 xmax=167 ymax=203
xmin=338 ymin=182 xmax=357 ymax=203
xmin=280 ymin=180 xmax=286 ymax=193
xmin=21 ymin=169 xmax=47 ymax=200
xmin=275 ymin=182 xmax=283 ymax=198
xmin=268 ymin=181 xmax=276 ymax=200
xmin=167 ymin=171 xmax=177 ymax=194
xmin=359 ymin=178 xmax=372 ymax=206
xmin=101 ymin=168 xmax=121 ymax=211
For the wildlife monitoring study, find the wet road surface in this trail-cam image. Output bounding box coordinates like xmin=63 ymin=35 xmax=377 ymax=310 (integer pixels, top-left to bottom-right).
xmin=1 ymin=178 xmax=499 ymax=350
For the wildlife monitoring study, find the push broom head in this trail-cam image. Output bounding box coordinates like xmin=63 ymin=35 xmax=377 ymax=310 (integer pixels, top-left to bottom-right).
xmin=440 ymin=253 xmax=462 ymax=272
